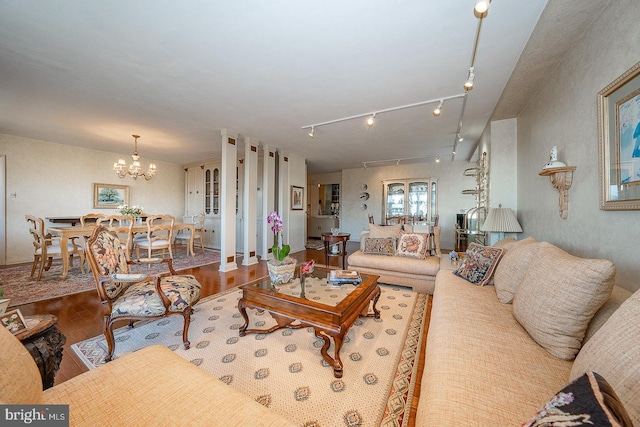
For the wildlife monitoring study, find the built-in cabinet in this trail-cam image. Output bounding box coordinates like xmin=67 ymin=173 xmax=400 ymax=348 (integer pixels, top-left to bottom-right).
xmin=185 ymin=160 xmax=244 ymax=250
xmin=382 ymin=178 xmax=437 ymax=223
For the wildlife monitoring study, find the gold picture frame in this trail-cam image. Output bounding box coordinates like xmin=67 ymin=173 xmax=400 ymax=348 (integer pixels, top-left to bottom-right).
xmin=93 ymin=183 xmax=130 ymax=209
xmin=598 ymin=60 xmax=640 ymax=210
xmin=1 ymin=309 xmax=28 ymax=335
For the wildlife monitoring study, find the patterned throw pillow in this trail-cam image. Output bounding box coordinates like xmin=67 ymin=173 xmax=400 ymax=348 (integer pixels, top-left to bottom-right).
xmin=522 ymin=372 xmax=633 ymax=427
xmin=362 ymin=238 xmax=395 ymax=256
xmin=395 ymin=233 xmax=429 ymax=259
xmin=453 ymin=243 xmax=503 ymax=286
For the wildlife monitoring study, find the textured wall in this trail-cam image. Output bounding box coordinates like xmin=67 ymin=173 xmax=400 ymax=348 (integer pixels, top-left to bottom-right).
xmin=516 ymin=0 xmax=640 ymax=291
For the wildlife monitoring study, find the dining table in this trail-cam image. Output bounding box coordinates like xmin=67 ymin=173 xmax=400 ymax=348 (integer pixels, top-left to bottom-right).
xmin=47 ymin=222 xmax=195 ymax=280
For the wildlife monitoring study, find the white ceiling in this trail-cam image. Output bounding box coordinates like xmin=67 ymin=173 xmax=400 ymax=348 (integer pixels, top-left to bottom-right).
xmin=0 ymin=1 xmax=606 ymax=174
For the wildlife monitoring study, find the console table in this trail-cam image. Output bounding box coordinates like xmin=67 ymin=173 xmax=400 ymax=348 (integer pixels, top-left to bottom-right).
xmin=16 ymin=314 xmax=66 ymax=389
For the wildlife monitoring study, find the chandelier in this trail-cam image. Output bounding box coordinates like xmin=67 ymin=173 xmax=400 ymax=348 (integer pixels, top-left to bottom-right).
xmin=113 ymin=134 xmax=157 ymax=180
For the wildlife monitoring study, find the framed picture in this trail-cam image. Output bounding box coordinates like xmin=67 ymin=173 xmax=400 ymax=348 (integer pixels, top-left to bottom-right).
xmin=291 ymin=185 xmax=304 ymax=210
xmin=93 ymin=183 xmax=129 ymax=209
xmin=598 ymin=60 xmax=640 ymax=210
xmin=1 ymin=309 xmax=28 ymax=335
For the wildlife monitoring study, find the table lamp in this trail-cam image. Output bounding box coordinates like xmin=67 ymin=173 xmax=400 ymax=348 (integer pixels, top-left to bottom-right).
xmin=481 ymin=204 xmax=523 ymax=241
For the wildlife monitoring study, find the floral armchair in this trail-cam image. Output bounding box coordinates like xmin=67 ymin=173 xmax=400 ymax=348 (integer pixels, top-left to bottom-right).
xmin=85 ymin=226 xmax=201 ymax=361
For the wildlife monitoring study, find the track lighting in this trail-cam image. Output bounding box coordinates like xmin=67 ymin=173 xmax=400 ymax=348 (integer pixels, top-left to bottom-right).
xmin=458 ymin=134 xmax=464 ymax=142
xmin=435 ymin=157 xmax=440 ymax=163
xmin=433 ymin=100 xmax=443 ymax=117
xmin=367 ymin=113 xmax=376 ymax=127
xmin=464 ymin=67 xmax=475 ymax=91
xmin=474 ymin=0 xmax=491 ymax=18
xmin=308 ymin=126 xmax=315 ymax=138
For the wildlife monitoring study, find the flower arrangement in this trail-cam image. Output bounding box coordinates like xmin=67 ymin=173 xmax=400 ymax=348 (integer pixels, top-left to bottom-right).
xmin=118 ymin=204 xmax=144 ymax=216
xmin=267 ymin=211 xmax=290 ymax=262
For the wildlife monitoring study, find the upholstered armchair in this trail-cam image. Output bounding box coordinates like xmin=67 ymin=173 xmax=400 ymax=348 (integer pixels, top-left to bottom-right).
xmin=85 ymin=226 xmax=201 ymax=361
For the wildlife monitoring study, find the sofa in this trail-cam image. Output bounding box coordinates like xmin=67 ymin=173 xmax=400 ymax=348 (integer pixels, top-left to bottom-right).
xmin=0 ymin=325 xmax=297 ymax=426
xmin=416 ymin=237 xmax=639 ymax=426
xmin=347 ymin=224 xmax=441 ymax=294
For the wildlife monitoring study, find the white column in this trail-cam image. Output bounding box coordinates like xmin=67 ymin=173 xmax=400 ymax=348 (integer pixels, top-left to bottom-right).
xmin=242 ymin=138 xmax=259 ymax=266
xmin=261 ymin=144 xmax=276 ymax=260
xmin=219 ymin=129 xmax=238 ymax=272
xmin=278 ymin=151 xmax=290 ymax=250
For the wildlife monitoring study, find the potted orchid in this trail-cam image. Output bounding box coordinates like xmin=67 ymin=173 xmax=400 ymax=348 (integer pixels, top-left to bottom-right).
xmin=266 ymin=211 xmax=296 ymax=285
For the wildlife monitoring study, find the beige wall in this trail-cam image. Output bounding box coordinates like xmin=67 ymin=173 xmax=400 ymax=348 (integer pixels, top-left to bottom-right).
xmin=515 ymin=0 xmax=640 ymax=292
xmin=0 ymin=134 xmax=186 ymax=264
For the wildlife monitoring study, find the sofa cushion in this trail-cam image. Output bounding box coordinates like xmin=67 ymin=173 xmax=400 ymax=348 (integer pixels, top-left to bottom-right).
xmin=347 ymin=250 xmax=439 ymax=277
xmin=453 ymin=243 xmax=503 ymax=286
xmin=0 ymin=322 xmax=44 ymax=404
xmin=432 ymin=226 xmax=441 ymax=256
xmin=362 ymin=237 xmax=395 ymax=255
xmin=395 ymin=233 xmax=429 ymax=259
xmin=571 ymin=289 xmax=640 ymax=427
xmin=493 ymin=237 xmax=538 ymax=303
xmin=369 ymin=223 xmax=402 ymax=239
xmin=492 ymin=237 xmax=517 ymax=250
xmin=512 ymin=242 xmax=615 ymax=360
xmin=522 ymin=371 xmax=633 ymax=427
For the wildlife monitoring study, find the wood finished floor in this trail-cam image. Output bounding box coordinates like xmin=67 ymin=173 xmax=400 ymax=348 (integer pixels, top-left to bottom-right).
xmin=14 ymin=242 xmax=429 ymax=426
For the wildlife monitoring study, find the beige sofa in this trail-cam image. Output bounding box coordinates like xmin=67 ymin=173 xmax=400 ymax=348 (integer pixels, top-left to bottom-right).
xmin=416 ymin=238 xmax=639 ymax=426
xmin=0 ymin=325 xmax=296 ymax=426
xmin=347 ymin=224 xmax=441 ymax=294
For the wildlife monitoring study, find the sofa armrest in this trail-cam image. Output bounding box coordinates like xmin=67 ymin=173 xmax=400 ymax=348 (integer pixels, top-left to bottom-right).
xmin=360 ymin=231 xmax=370 ymax=251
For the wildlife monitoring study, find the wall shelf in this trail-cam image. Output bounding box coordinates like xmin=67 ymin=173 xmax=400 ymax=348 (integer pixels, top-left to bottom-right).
xmin=539 ymin=166 xmax=576 ymax=219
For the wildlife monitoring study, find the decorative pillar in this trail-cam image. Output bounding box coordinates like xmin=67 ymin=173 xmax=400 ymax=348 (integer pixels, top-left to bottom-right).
xmin=260 ymin=144 xmax=276 ymax=260
xmin=242 ymin=138 xmax=259 ymax=266
xmin=219 ymin=129 xmax=238 ymax=272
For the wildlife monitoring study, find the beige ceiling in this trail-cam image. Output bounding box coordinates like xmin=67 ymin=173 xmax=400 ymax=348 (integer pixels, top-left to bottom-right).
xmin=0 ymin=1 xmax=607 ymax=174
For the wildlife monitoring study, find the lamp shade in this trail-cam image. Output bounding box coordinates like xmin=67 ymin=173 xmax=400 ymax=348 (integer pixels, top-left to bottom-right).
xmin=481 ymin=205 xmax=522 ymax=233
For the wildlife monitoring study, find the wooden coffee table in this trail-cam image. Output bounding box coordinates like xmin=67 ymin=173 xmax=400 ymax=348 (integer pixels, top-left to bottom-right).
xmin=238 ymin=267 xmax=380 ymax=378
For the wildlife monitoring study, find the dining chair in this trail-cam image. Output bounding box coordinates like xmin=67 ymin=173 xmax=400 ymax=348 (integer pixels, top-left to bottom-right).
xmin=96 ymin=215 xmax=135 ymax=261
xmin=26 ymin=214 xmax=85 ymax=280
xmin=385 ymin=216 xmax=405 ymax=226
xmin=135 ymin=214 xmax=175 ymax=262
xmin=85 ymin=226 xmax=201 ymax=361
xmin=174 ymin=212 xmax=205 ymax=255
xmin=80 ymin=213 xmax=105 ymax=227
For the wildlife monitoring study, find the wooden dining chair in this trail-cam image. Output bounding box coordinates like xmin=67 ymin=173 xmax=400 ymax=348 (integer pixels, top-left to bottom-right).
xmin=174 ymin=212 xmax=205 ymax=255
xmin=135 ymin=214 xmax=175 ymax=262
xmin=26 ymin=214 xmax=85 ymax=280
xmin=80 ymin=213 xmax=105 ymax=227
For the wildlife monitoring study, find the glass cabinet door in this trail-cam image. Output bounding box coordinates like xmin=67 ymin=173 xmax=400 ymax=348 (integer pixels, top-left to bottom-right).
xmin=213 ymin=168 xmax=219 ymax=215
xmin=431 ymin=181 xmax=437 ymax=222
xmin=408 ymin=182 xmax=428 ymax=221
xmin=385 ymin=182 xmax=405 ymax=218
xmin=383 ymin=178 xmax=437 ymax=223
xmin=204 ymin=168 xmax=212 ymax=215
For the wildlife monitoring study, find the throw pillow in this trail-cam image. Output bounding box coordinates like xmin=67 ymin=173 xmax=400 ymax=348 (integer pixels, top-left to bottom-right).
xmin=571 ymin=289 xmax=640 ymax=426
xmin=395 ymin=233 xmax=429 ymax=259
xmin=453 ymin=243 xmax=503 ymax=286
xmin=432 ymin=226 xmax=441 ymax=257
xmin=492 ymin=237 xmax=517 ymax=250
xmin=521 ymin=372 xmax=633 ymax=427
xmin=493 ymin=236 xmax=538 ymax=303
xmin=369 ymin=223 xmax=403 ymax=239
xmin=512 ymin=243 xmax=615 ymax=360
xmin=362 ymin=237 xmax=395 ymax=256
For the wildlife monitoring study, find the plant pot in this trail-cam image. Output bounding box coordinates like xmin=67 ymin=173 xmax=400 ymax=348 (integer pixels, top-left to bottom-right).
xmin=267 ymin=258 xmax=297 ymax=285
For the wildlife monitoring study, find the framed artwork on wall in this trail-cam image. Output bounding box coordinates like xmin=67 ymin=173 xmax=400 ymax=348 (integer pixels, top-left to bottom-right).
xmin=291 ymin=186 xmax=304 ymax=210
xmin=93 ymin=183 xmax=130 ymax=209
xmin=598 ymin=60 xmax=640 ymax=210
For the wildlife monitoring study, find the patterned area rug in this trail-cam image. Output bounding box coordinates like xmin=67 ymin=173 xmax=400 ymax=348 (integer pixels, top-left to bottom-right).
xmin=1 ymin=249 xmax=221 ymax=308
xmin=72 ymin=284 xmax=428 ymax=427
xmin=305 ymin=239 xmax=325 ymax=250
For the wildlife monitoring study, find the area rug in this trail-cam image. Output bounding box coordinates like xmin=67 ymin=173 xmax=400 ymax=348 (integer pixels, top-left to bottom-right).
xmin=305 ymin=239 xmax=325 ymax=250
xmin=72 ymin=284 xmax=429 ymax=427
xmin=1 ymin=249 xmax=221 ymax=308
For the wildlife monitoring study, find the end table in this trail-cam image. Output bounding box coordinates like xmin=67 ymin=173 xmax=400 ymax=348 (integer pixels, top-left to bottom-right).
xmin=321 ymin=232 xmax=351 ymax=269
xmin=15 ymin=314 xmax=66 ymax=389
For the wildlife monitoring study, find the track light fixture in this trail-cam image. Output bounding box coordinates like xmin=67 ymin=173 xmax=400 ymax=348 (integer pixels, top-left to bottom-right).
xmin=464 ymin=67 xmax=475 ymax=91
xmin=458 ymin=134 xmax=464 ymax=142
xmin=366 ymin=113 xmax=376 ymax=127
xmin=432 ymin=100 xmax=443 ymax=117
xmin=308 ymin=126 xmax=315 ymax=138
xmin=474 ymin=0 xmax=491 ymax=18
xmin=436 ymin=157 xmax=441 ymax=163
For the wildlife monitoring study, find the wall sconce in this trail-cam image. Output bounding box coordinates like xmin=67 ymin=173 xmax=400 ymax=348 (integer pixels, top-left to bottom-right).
xmin=539 ymin=146 xmax=576 ymax=219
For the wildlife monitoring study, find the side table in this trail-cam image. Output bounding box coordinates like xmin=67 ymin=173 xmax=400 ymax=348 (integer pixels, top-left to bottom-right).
xmin=15 ymin=314 xmax=66 ymax=389
xmin=321 ymin=232 xmax=351 ymax=269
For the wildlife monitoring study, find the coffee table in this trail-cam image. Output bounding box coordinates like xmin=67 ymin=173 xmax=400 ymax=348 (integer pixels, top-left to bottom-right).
xmin=238 ymin=267 xmax=380 ymax=378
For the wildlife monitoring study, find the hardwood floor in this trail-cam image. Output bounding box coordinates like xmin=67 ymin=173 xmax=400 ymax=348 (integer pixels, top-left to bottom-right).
xmin=14 ymin=241 xmax=428 ymax=426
